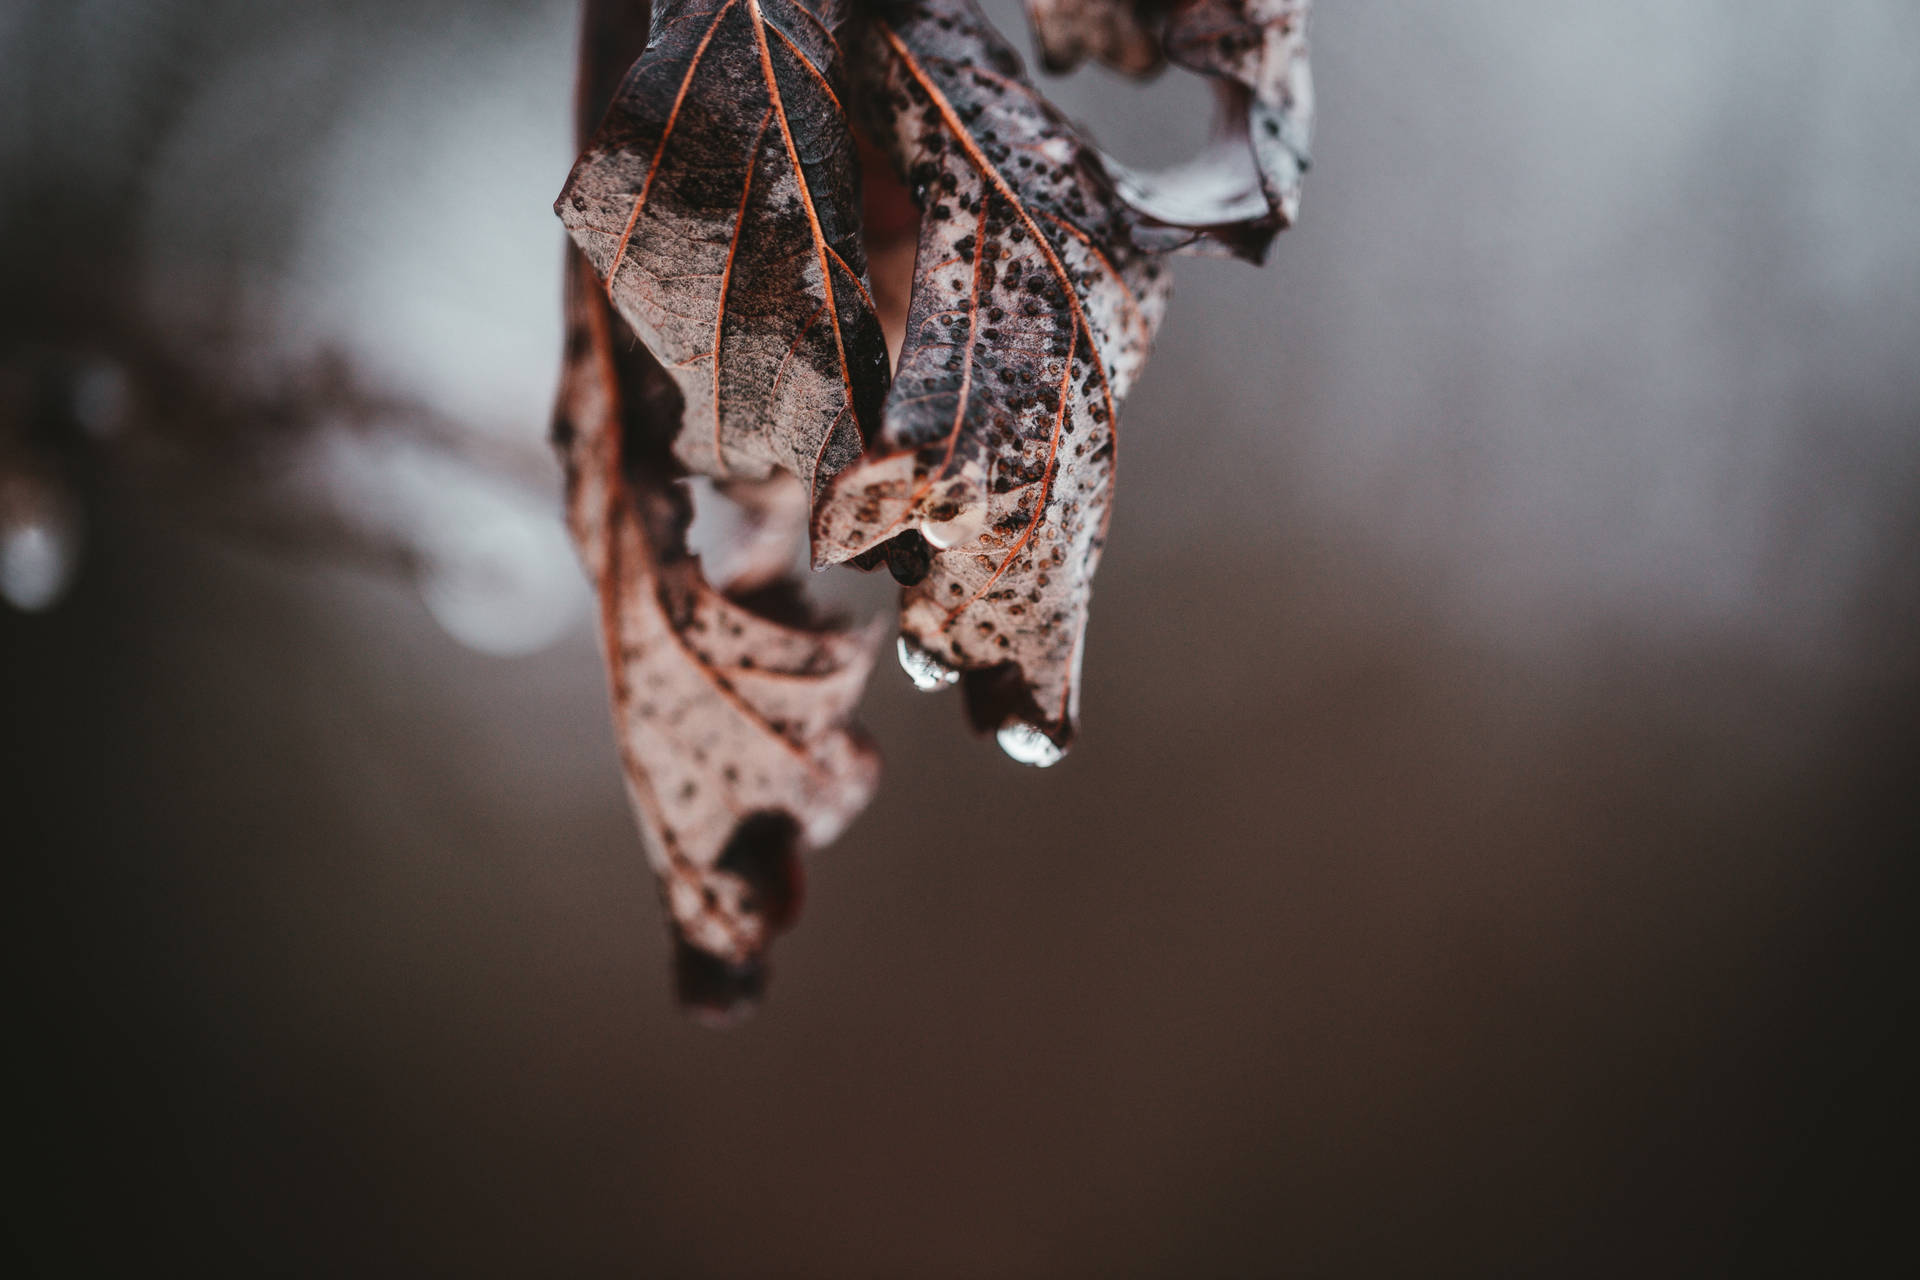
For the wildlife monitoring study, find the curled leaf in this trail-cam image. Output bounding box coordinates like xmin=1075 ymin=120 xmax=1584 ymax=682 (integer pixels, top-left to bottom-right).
xmin=1027 ymin=0 xmax=1315 ymax=261
xmin=812 ymin=0 xmax=1171 ymax=762
xmin=556 ymin=0 xmax=882 ymax=1015
xmin=555 ymin=253 xmax=881 ymax=1017
xmin=557 ymin=0 xmax=891 ymax=501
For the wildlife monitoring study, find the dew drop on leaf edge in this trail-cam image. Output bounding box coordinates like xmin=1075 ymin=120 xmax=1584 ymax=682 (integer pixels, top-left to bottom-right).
xmin=897 ymin=634 xmax=960 ymax=690
xmin=997 ymin=721 xmax=1064 ymax=768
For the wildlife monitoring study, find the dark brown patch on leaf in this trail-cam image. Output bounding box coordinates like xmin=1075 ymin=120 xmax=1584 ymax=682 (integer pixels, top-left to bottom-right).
xmin=714 ymin=809 xmax=806 ymax=930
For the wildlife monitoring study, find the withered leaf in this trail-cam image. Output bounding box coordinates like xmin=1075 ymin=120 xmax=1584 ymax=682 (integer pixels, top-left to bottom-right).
xmin=555 ymin=243 xmax=880 ymax=1018
xmin=811 ymin=0 xmax=1171 ymax=763
xmin=557 ymin=0 xmax=891 ymax=502
xmin=550 ymin=0 xmax=1315 ymax=1011
xmin=1026 ymin=0 xmax=1315 ymax=261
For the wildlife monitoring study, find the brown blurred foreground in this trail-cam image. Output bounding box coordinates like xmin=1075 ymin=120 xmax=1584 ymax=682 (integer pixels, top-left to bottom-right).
xmin=6 ymin=489 xmax=1914 ymax=1274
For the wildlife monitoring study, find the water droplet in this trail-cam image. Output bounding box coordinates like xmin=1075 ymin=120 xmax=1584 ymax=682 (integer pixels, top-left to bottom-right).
xmin=921 ymin=501 xmax=987 ymax=549
xmin=996 ymin=721 xmax=1064 ymax=768
xmin=0 ymin=481 xmax=82 ymax=613
xmin=897 ymin=635 xmax=959 ymax=690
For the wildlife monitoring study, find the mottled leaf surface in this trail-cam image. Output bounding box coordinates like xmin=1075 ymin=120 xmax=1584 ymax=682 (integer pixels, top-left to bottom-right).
xmin=812 ymin=0 xmax=1171 ymax=761
xmin=549 ymin=0 xmax=1315 ymax=1006
xmin=557 ymin=0 xmax=890 ymax=500
xmin=554 ymin=1 xmax=881 ymax=1018
xmin=555 ymin=253 xmax=880 ymax=1015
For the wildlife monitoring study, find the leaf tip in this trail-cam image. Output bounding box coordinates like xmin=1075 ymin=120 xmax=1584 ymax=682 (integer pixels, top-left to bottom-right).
xmin=956 ymin=660 xmax=1078 ymax=765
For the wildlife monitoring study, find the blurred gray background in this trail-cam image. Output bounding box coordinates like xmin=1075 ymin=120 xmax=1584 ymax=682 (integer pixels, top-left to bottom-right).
xmin=4 ymin=1 xmax=1917 ymax=1274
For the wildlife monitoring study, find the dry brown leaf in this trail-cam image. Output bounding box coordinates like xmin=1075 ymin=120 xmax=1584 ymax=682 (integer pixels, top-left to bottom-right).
xmin=547 ymin=0 xmax=1312 ymax=1011
xmin=557 ymin=0 xmax=891 ymax=501
xmin=554 ymin=252 xmax=881 ymax=1017
xmin=811 ymin=0 xmax=1171 ymax=764
xmin=554 ymin=2 xmax=881 ymax=1018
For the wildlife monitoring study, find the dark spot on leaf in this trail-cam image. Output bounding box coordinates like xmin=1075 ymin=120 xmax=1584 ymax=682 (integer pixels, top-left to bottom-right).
xmin=717 ymin=811 xmax=804 ymax=931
